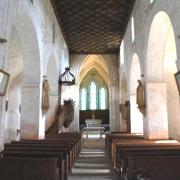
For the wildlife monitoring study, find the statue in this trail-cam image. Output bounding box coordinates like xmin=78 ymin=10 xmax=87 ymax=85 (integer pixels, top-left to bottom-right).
xmin=136 ymin=80 xmax=146 ymax=115
xmin=120 ymin=101 xmax=130 ymax=132
xmin=42 ymin=76 xmax=50 ymax=112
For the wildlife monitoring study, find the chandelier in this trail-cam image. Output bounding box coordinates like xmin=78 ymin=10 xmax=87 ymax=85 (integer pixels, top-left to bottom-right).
xmin=58 ymin=67 xmax=75 ymax=86
xmin=58 ymin=67 xmax=75 ymax=104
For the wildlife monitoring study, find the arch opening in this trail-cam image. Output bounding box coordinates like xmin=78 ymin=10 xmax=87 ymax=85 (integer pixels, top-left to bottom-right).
xmin=5 ymin=27 xmax=23 ymax=142
xmin=8 ymin=14 xmax=42 ymax=139
xmin=146 ymin=11 xmax=179 ymax=139
xmin=79 ymin=55 xmax=110 ymax=132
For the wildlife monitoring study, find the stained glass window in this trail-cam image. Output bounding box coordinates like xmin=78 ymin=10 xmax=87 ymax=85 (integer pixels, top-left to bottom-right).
xmin=81 ymin=88 xmax=87 ymax=110
xmin=80 ymin=81 xmax=108 ymax=110
xmin=90 ymin=82 xmax=97 ymax=109
xmin=100 ymin=87 xmax=106 ymax=109
xmin=131 ymin=16 xmax=135 ymax=43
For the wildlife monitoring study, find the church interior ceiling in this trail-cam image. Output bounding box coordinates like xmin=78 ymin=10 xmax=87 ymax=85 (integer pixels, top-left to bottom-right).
xmin=50 ymin=0 xmax=136 ymax=54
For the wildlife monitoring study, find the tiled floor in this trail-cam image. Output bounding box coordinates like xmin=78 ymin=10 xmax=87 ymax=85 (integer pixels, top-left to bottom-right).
xmin=69 ymin=137 xmax=119 ymax=180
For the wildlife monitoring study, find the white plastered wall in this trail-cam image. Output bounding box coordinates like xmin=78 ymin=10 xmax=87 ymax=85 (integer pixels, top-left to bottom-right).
xmin=0 ymin=0 xmax=69 ymax=150
xmin=119 ymin=0 xmax=180 ymax=140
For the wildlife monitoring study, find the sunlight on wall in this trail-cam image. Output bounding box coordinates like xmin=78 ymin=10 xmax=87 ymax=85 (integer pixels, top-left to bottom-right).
xmin=131 ymin=17 xmax=135 ymax=43
xmin=164 ymin=26 xmax=177 ymax=73
xmin=146 ymin=11 xmax=179 ymax=139
xmin=164 ymin=22 xmax=179 ymax=139
xmin=90 ymin=82 xmax=97 ymax=109
xmin=81 ymin=88 xmax=87 ymax=110
xmin=130 ymin=54 xmax=143 ymax=134
xmin=120 ymin=40 xmax=124 ymax=66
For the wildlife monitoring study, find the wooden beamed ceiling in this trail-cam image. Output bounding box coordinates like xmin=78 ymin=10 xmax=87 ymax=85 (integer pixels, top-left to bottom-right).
xmin=51 ymin=0 xmax=136 ymax=54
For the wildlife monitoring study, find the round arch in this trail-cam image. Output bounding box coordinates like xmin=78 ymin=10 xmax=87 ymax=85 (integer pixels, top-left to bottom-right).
xmin=146 ymin=11 xmax=179 ymax=139
xmin=146 ymin=11 xmax=175 ymax=81
xmin=5 ymin=27 xmax=23 ymax=142
xmin=6 ymin=13 xmax=42 ymax=139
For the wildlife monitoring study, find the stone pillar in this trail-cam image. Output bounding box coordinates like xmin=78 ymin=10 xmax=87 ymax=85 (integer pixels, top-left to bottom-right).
xmin=110 ymin=86 xmax=120 ymax=131
xmin=130 ymin=94 xmax=143 ymax=134
xmin=20 ymin=83 xmax=44 ymax=139
xmin=0 ymin=97 xmax=5 ymax=151
xmin=144 ymin=82 xmax=168 ymax=139
xmin=69 ymin=84 xmax=79 ymax=132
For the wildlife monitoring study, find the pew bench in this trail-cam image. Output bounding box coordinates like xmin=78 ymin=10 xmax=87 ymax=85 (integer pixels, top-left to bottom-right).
xmin=4 ymin=144 xmax=72 ymax=179
xmin=121 ymin=155 xmax=180 ymax=180
xmin=11 ymin=140 xmax=76 ymax=164
xmin=0 ymin=157 xmax=59 ymax=180
xmin=114 ymin=141 xmax=180 ymax=172
xmin=106 ymin=132 xmax=144 ymax=154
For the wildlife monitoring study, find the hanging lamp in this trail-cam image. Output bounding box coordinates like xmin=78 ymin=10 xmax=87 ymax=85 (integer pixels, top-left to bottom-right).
xmin=58 ymin=67 xmax=75 ymax=104
xmin=58 ymin=67 xmax=75 ymax=86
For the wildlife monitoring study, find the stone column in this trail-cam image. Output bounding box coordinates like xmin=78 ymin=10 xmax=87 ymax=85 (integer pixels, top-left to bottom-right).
xmin=0 ymin=97 xmax=5 ymax=151
xmin=20 ymin=83 xmax=44 ymax=139
xmin=144 ymin=82 xmax=169 ymax=139
xmin=130 ymin=93 xmax=143 ymax=134
xmin=69 ymin=84 xmax=79 ymax=132
xmin=110 ymin=86 xmax=120 ymax=131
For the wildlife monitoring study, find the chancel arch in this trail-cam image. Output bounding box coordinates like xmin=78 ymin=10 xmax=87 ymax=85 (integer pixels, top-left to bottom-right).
xmin=77 ymin=55 xmax=110 ymax=130
xmin=146 ymin=11 xmax=180 ymax=139
xmin=130 ymin=53 xmax=143 ymax=134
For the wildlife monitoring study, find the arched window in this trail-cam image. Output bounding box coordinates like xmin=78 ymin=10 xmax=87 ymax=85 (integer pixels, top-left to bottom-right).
xmin=80 ymin=81 xmax=108 ymax=110
xmin=80 ymin=88 xmax=87 ymax=110
xmin=120 ymin=40 xmax=124 ymax=66
xmin=100 ymin=87 xmax=106 ymax=109
xmin=131 ymin=16 xmax=135 ymax=43
xmin=90 ymin=82 xmax=97 ymax=109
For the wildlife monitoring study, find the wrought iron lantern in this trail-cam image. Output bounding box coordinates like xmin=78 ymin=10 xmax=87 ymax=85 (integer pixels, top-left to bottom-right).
xmin=58 ymin=67 xmax=75 ymax=104
xmin=58 ymin=67 xmax=75 ymax=86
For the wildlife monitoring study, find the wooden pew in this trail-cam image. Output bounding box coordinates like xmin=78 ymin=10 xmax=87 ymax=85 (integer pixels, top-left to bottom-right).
xmin=105 ymin=132 xmax=144 ymax=155
xmin=3 ymin=145 xmax=70 ymax=177
xmin=0 ymin=157 xmax=59 ymax=180
xmin=11 ymin=140 xmax=75 ymax=167
xmin=4 ymin=142 xmax=73 ymax=178
xmin=46 ymin=132 xmax=82 ymax=153
xmin=20 ymin=136 xmax=80 ymax=160
xmin=2 ymin=150 xmax=65 ymax=180
xmin=45 ymin=133 xmax=82 ymax=157
xmin=121 ymin=155 xmax=180 ymax=180
xmin=2 ymin=132 xmax=82 ymax=180
xmin=113 ymin=140 xmax=180 ymax=172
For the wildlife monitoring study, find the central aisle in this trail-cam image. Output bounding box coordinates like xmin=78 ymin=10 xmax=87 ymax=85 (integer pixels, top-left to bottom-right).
xmin=69 ymin=137 xmax=119 ymax=180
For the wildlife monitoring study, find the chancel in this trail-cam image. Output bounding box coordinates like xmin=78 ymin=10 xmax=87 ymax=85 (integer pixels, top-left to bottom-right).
xmin=1 ymin=0 xmax=180 ymax=179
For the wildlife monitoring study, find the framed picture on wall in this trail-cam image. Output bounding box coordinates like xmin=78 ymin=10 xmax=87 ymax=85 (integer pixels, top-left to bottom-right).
xmin=0 ymin=69 xmax=10 ymax=96
xmin=174 ymin=71 xmax=180 ymax=95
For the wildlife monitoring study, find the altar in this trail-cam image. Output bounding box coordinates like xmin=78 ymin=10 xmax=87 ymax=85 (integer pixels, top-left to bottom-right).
xmin=83 ymin=119 xmax=105 ymax=138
